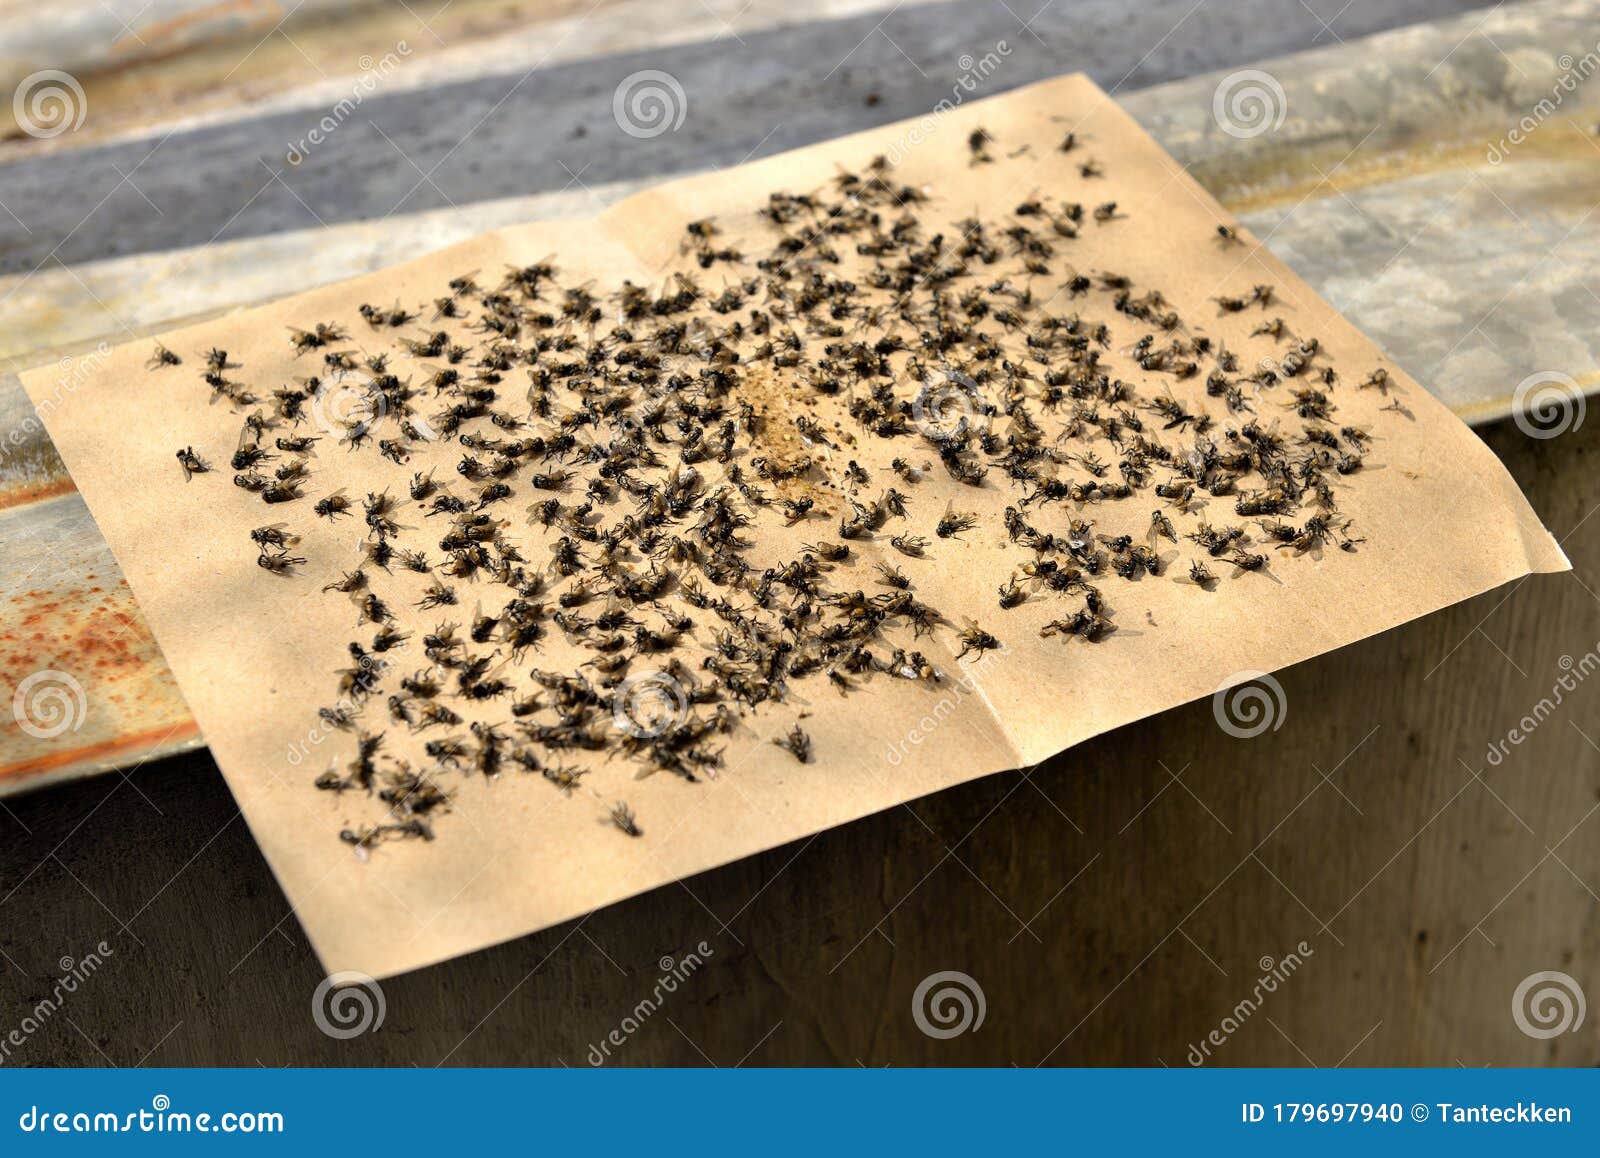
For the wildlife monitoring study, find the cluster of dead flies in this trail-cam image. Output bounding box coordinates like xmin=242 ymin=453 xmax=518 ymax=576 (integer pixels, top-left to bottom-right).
xmin=156 ymin=130 xmax=1400 ymax=855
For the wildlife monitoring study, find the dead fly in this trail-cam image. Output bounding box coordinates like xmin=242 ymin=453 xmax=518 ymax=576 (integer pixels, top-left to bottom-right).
xmin=1228 ymin=551 xmax=1267 ymax=573
xmin=1187 ymin=522 xmax=1245 ymax=556
xmin=541 ymin=764 xmax=586 ymax=793
xmin=1187 ymin=559 xmax=1218 ymax=588
xmin=609 ymin=802 xmax=643 ymax=838
xmin=371 ymin=626 xmax=410 ymax=652
xmin=773 ymin=724 xmax=812 ymax=763
xmin=1215 ymin=224 xmax=1241 ymax=245
xmin=395 ymin=548 xmax=431 ymax=574
xmin=936 ymin=504 xmax=977 ymax=538
xmin=147 ymin=343 xmax=181 ymax=369
xmin=256 ymin=548 xmax=306 ymax=575
xmin=955 ymin=621 xmax=1001 ymax=661
xmin=780 ymin=497 xmax=815 ymax=526
xmin=890 ymin=533 xmax=928 ymax=557
xmin=323 ymin=350 xmax=359 ymax=375
xmin=363 ymin=539 xmax=395 ymax=571
xmin=289 ymin=322 xmax=345 ymax=353
xmin=874 ymin=562 xmax=911 ymax=589
xmin=339 ymin=821 xmax=433 ymax=856
xmin=1040 ymin=607 xmax=1111 ymax=642
xmin=251 ymin=524 xmax=297 ymax=549
xmin=1277 ymin=514 xmax=1333 ymax=553
xmin=802 ymin=540 xmax=850 ymax=563
xmin=359 ymin=301 xmax=416 ymax=328
xmin=364 ymin=491 xmax=401 ymax=538
xmin=416 ymin=580 xmax=456 ymax=610
xmin=176 ymin=446 xmax=209 ymax=480
xmin=322 ymin=570 xmax=366 ymax=594
xmin=315 ymin=491 xmax=351 ymax=520
xmin=1360 ymin=368 xmax=1394 ymax=394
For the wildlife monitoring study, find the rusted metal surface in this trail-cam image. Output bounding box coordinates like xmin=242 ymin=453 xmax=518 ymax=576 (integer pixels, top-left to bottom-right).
xmin=0 ymin=493 xmax=199 ymax=792
xmin=0 ymin=352 xmax=201 ymax=791
xmin=1 ymin=0 xmax=1593 ymax=796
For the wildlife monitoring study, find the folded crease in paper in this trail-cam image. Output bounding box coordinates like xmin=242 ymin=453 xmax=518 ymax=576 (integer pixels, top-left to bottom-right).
xmin=22 ymin=75 xmax=1567 ymax=978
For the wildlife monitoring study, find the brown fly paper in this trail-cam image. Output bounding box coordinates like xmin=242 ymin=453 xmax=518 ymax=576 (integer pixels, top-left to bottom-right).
xmin=22 ymin=75 xmax=1568 ymax=978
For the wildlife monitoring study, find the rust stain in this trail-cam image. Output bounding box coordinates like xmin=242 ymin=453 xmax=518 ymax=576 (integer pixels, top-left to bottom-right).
xmin=0 ymin=572 xmax=196 ymax=791
xmin=0 ymin=719 xmax=201 ymax=784
xmin=2 ymin=578 xmax=159 ymax=682
xmin=109 ymin=0 xmax=291 ymax=61
xmin=0 ymin=476 xmax=78 ymax=510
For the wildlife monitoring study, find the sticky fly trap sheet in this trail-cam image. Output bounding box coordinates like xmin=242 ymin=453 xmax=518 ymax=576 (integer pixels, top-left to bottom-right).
xmin=23 ymin=75 xmax=1566 ymax=977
